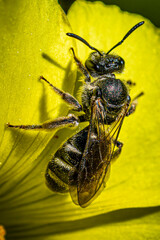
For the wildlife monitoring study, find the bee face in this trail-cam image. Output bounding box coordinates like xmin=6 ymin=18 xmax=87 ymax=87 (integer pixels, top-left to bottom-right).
xmin=85 ymin=52 xmax=125 ymax=77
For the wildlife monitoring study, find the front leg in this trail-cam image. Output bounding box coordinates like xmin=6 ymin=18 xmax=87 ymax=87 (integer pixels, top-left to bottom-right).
xmin=70 ymin=48 xmax=91 ymax=82
xmin=7 ymin=114 xmax=79 ymax=131
xmin=40 ymin=76 xmax=82 ymax=112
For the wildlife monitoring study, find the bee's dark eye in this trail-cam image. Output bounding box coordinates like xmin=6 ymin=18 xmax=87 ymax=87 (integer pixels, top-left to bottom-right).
xmin=95 ymin=64 xmax=100 ymax=70
xmin=120 ymin=58 xmax=125 ymax=65
xmin=95 ymin=64 xmax=103 ymax=72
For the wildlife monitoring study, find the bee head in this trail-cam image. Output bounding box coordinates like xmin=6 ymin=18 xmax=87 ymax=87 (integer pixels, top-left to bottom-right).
xmin=85 ymin=52 xmax=125 ymax=77
xmin=66 ymin=21 xmax=144 ymax=77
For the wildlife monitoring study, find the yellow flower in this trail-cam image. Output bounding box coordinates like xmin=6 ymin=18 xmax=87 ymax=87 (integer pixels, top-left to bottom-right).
xmin=0 ymin=0 xmax=160 ymax=239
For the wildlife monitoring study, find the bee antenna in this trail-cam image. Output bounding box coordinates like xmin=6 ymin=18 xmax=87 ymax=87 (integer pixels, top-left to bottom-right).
xmin=66 ymin=33 xmax=103 ymax=56
xmin=106 ymin=21 xmax=145 ymax=55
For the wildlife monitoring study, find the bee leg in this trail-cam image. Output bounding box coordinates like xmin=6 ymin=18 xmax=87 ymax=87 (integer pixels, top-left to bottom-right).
xmin=111 ymin=140 xmax=123 ymax=162
xmin=7 ymin=114 xmax=79 ymax=130
xmin=126 ymin=92 xmax=144 ymax=116
xmin=70 ymin=48 xmax=91 ymax=82
xmin=40 ymin=76 xmax=82 ymax=112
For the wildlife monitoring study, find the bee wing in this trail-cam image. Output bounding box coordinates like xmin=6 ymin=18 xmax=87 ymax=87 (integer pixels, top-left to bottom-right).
xmin=69 ymin=99 xmax=112 ymax=207
xmin=108 ymin=102 xmax=129 ymax=158
xmin=69 ymin=98 xmax=129 ymax=207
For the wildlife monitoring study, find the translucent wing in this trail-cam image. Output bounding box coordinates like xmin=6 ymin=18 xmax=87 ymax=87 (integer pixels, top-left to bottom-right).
xmin=69 ymin=99 xmax=128 ymax=207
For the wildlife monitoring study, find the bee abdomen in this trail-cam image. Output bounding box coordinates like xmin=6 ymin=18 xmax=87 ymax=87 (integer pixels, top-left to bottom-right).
xmin=45 ymin=156 xmax=72 ymax=193
xmin=45 ymin=129 xmax=87 ymax=193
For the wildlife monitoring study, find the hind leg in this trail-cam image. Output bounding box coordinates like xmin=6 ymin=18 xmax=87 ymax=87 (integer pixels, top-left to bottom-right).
xmin=7 ymin=114 xmax=79 ymax=131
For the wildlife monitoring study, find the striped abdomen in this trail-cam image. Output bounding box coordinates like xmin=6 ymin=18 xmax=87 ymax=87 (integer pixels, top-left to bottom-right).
xmin=45 ymin=127 xmax=88 ymax=193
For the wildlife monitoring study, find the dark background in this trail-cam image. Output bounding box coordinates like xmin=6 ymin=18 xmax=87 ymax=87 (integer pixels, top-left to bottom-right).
xmin=58 ymin=0 xmax=160 ymax=27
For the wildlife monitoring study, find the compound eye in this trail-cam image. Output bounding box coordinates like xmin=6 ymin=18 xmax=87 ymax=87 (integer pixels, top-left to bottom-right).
xmin=120 ymin=58 xmax=124 ymax=65
xmin=95 ymin=64 xmax=103 ymax=72
xmin=127 ymin=95 xmax=131 ymax=103
xmin=118 ymin=57 xmax=125 ymax=71
xmin=95 ymin=64 xmax=100 ymax=70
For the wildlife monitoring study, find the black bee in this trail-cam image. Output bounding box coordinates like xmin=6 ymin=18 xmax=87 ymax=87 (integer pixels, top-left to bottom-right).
xmin=7 ymin=21 xmax=144 ymax=207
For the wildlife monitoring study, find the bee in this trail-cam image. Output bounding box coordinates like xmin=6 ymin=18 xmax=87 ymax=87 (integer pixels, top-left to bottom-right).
xmin=7 ymin=21 xmax=144 ymax=207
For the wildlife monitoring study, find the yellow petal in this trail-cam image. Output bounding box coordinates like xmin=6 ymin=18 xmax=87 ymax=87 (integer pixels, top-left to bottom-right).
xmin=0 ymin=0 xmax=77 ymax=224
xmin=0 ymin=0 xmax=76 ymax=175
